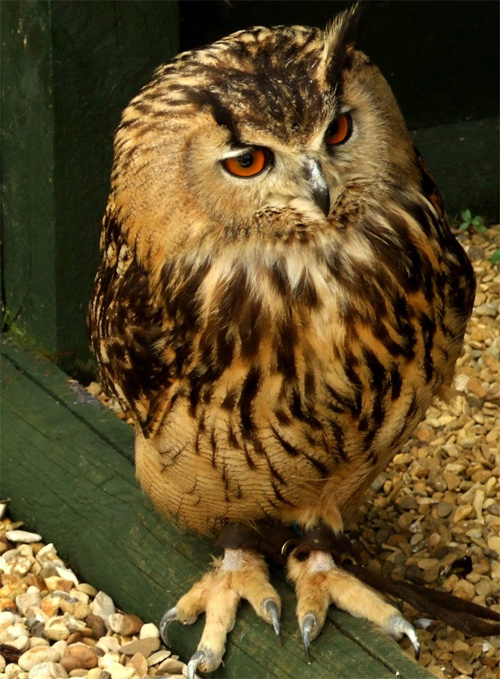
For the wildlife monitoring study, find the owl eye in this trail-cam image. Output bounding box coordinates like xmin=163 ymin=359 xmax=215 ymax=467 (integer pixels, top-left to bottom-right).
xmin=325 ymin=113 xmax=352 ymax=147
xmin=222 ymin=149 xmax=269 ymax=177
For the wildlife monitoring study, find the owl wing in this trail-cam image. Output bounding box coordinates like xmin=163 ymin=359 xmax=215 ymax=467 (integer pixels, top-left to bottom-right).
xmin=413 ymin=146 xmax=446 ymax=220
xmin=88 ymin=205 xmax=173 ymax=438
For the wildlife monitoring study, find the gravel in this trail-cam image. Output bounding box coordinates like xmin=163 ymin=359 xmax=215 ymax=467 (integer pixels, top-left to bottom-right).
xmin=0 ymin=519 xmax=195 ymax=678
xmin=2 ymin=225 xmax=498 ymax=678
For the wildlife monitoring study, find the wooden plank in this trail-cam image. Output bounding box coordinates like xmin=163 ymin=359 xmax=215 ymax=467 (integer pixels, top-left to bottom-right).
xmin=0 ymin=337 xmax=432 ymax=678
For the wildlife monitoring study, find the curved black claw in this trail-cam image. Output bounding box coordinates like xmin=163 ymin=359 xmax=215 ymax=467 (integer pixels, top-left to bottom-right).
xmin=301 ymin=613 xmax=317 ymax=664
xmin=159 ymin=606 xmax=178 ymax=646
xmin=388 ymin=615 xmax=421 ymax=661
xmin=264 ymin=599 xmax=282 ymax=646
xmin=187 ymin=650 xmax=207 ymax=679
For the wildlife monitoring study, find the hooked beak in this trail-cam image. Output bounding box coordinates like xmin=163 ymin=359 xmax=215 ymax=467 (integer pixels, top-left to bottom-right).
xmin=304 ymin=158 xmax=330 ymax=217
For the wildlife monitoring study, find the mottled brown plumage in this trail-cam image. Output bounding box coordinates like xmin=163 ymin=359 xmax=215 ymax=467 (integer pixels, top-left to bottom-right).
xmin=88 ymin=6 xmax=475 ymax=674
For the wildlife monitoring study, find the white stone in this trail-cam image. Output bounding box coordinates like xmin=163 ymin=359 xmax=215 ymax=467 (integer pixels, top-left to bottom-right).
xmin=91 ymin=591 xmax=115 ymax=628
xmin=147 ymin=650 xmax=171 ymax=666
xmin=2 ymin=554 xmax=34 ymax=576
xmin=5 ymin=530 xmax=42 ymax=543
xmin=36 ymin=544 xmax=64 ymax=568
xmin=5 ymin=663 xmax=22 ymax=678
xmin=95 ymin=636 xmax=121 ymax=654
xmin=5 ymin=636 xmax=30 ymax=652
xmin=54 ymin=567 xmax=78 ymax=586
xmin=27 ymin=662 xmax=68 ymax=678
xmin=67 ymin=589 xmax=89 ymax=605
xmin=27 ymin=606 xmax=49 ymax=624
xmin=61 ymin=613 xmax=85 ymax=633
xmin=106 ymin=662 xmax=136 ymax=679
xmin=51 ymin=640 xmax=67 ymax=657
xmin=43 ymin=617 xmax=70 ymax=641
xmin=16 ymin=587 xmax=42 ymax=615
xmin=97 ymin=652 xmax=121 ymax=669
xmin=18 ymin=646 xmax=63 ymax=671
xmin=29 ymin=638 xmax=50 ymax=649
xmin=0 ymin=611 xmax=18 ymax=627
xmin=108 ymin=612 xmax=125 ymax=633
xmin=139 ymin=622 xmax=160 ymax=640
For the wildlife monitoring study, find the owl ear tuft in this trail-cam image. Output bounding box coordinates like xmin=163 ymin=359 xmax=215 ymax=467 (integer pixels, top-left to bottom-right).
xmin=322 ymin=2 xmax=364 ymax=87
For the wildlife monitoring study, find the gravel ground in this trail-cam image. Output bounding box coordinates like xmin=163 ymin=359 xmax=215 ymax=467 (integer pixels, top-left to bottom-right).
xmin=1 ymin=225 xmax=498 ymax=679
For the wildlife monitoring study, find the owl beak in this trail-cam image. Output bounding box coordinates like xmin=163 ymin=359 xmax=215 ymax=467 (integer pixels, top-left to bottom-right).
xmin=304 ymin=158 xmax=330 ymax=217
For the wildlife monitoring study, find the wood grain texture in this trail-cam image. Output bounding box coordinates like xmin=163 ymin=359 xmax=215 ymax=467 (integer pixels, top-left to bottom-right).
xmin=0 ymin=336 xmax=432 ymax=678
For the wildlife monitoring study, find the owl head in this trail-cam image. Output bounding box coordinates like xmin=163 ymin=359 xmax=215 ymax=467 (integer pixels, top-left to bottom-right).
xmin=111 ymin=5 xmax=419 ymax=261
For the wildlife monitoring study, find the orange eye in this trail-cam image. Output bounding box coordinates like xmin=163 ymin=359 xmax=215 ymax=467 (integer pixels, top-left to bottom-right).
xmin=222 ymin=149 xmax=268 ymax=177
xmin=325 ymin=113 xmax=352 ymax=146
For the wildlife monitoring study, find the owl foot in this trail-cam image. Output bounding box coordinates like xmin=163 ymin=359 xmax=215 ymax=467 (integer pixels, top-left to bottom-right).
xmin=159 ymin=548 xmax=281 ymax=676
xmin=288 ymin=549 xmax=420 ymax=663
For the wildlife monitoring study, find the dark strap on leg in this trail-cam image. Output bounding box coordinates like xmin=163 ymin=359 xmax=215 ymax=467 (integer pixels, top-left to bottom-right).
xmin=216 ymin=521 xmax=499 ymax=637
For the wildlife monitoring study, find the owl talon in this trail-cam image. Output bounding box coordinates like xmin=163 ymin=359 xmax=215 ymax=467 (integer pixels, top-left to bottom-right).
xmin=187 ymin=649 xmax=207 ymax=679
xmin=387 ymin=615 xmax=421 ymax=660
xmin=159 ymin=606 xmax=178 ymax=646
xmin=263 ymin=598 xmax=282 ymax=645
xmin=301 ymin=612 xmax=317 ymax=664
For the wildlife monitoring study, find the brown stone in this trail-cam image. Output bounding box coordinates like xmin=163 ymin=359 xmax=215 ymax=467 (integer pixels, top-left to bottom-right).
xmin=467 ymin=377 xmax=488 ymax=399
xmin=119 ymin=637 xmax=160 ymax=658
xmin=127 ymin=652 xmax=148 ymax=677
xmin=85 ymin=614 xmax=106 ymax=639
xmin=436 ymin=502 xmax=453 ymax=518
xmin=61 ymin=644 xmax=98 ymax=671
xmin=452 ymin=579 xmax=475 ymax=600
xmin=451 ymin=651 xmax=474 ymax=675
xmin=157 ymin=657 xmax=184 ymax=674
xmin=117 ymin=614 xmax=143 ymax=637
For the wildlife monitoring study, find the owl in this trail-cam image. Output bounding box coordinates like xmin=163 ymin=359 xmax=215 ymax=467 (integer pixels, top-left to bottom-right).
xmin=88 ymin=5 xmax=475 ymax=676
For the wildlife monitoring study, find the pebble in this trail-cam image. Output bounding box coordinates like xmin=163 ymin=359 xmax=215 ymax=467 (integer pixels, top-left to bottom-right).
xmin=452 ymin=652 xmax=474 ymax=675
xmin=15 ymin=588 xmax=41 ymax=615
xmin=18 ymin=646 xmax=62 ymax=671
xmin=119 ymin=636 xmax=160 ymax=657
xmin=27 ymin=662 xmax=68 ymax=679
xmin=60 ymin=645 xmax=97 ymax=671
xmin=157 ymin=657 xmax=185 ymax=674
xmin=85 ymin=615 xmax=106 ymax=640
xmin=127 ymin=652 xmax=148 ymax=676
xmin=453 ymin=505 xmax=473 ymax=522
xmin=44 ymin=617 xmax=70 ymax=641
xmin=5 ymin=531 xmax=43 ymax=544
xmin=139 ymin=622 xmax=160 ymax=639
xmin=95 ymin=636 xmax=120 ymax=655
xmin=486 ymin=535 xmax=500 ymax=553
xmin=108 ymin=613 xmax=143 ymax=636
xmin=147 ymin=650 xmax=171 ymax=666
xmin=436 ymin=502 xmax=453 ymax=518
xmin=91 ymin=592 xmax=115 ymax=629
xmin=106 ymin=663 xmax=135 ymax=679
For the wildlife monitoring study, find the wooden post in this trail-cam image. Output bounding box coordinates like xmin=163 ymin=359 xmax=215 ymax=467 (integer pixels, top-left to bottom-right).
xmin=1 ymin=0 xmax=179 ymax=376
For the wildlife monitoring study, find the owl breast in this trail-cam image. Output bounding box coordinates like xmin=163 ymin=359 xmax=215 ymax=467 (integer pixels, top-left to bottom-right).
xmin=134 ymin=194 xmax=470 ymax=534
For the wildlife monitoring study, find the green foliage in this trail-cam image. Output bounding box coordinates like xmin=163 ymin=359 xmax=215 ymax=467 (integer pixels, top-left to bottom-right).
xmin=458 ymin=209 xmax=488 ymax=233
xmin=490 ymin=249 xmax=500 ymax=266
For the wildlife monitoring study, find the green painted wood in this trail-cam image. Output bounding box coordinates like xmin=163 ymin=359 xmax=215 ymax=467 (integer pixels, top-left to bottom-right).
xmin=1 ymin=0 xmax=179 ymax=374
xmin=0 ymin=337 xmax=433 ymax=678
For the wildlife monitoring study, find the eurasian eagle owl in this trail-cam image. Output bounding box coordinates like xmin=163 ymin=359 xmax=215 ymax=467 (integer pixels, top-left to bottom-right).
xmin=88 ymin=5 xmax=475 ymax=675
